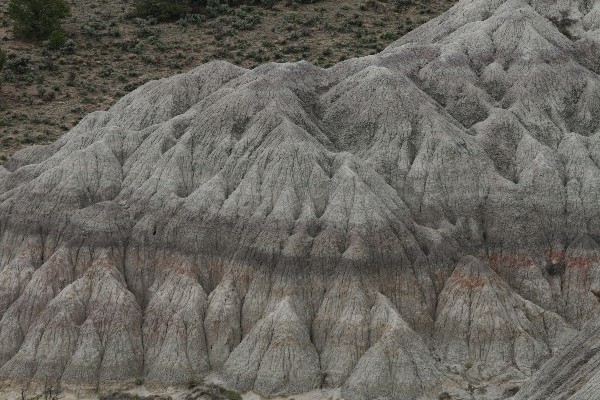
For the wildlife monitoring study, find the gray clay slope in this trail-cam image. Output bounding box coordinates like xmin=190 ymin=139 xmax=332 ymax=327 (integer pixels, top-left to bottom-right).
xmin=1 ymin=0 xmax=600 ymax=398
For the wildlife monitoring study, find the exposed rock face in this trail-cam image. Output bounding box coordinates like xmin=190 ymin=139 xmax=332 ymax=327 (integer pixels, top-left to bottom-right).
xmin=1 ymin=0 xmax=600 ymax=398
xmin=223 ymin=297 xmax=321 ymax=394
xmin=515 ymin=310 xmax=600 ymax=400
xmin=434 ymin=256 xmax=575 ymax=380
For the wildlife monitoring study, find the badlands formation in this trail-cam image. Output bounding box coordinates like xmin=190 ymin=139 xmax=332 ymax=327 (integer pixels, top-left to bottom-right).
xmin=2 ymin=0 xmax=600 ymax=398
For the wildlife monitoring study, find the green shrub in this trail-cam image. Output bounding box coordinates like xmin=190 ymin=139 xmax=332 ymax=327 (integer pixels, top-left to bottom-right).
xmin=6 ymin=56 xmax=31 ymax=75
xmin=135 ymin=0 xmax=192 ymax=21
xmin=225 ymin=390 xmax=242 ymax=400
xmin=47 ymin=29 xmax=67 ymax=49
xmin=61 ymin=39 xmax=76 ymax=54
xmin=290 ymin=0 xmax=320 ymax=5
xmin=395 ymin=0 xmax=414 ymax=9
xmin=97 ymin=66 xmax=114 ymax=78
xmin=232 ymin=6 xmax=261 ymax=30
xmin=177 ymin=13 xmax=206 ymax=27
xmin=37 ymin=85 xmax=57 ymax=102
xmin=0 ymin=48 xmax=6 ymax=72
xmin=108 ymin=27 xmax=121 ymax=37
xmin=8 ymin=0 xmax=71 ymax=40
xmin=206 ymin=0 xmax=230 ymax=17
xmin=0 ymin=47 xmax=6 ymax=92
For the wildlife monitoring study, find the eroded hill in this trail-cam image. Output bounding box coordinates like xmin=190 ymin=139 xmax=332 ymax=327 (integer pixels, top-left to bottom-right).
xmin=1 ymin=0 xmax=600 ymax=398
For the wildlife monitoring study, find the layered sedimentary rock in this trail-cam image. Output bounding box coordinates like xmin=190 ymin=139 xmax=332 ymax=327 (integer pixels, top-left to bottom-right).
xmin=1 ymin=0 xmax=600 ymax=398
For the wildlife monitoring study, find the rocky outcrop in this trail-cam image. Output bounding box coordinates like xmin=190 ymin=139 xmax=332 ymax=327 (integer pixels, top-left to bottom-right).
xmin=434 ymin=256 xmax=575 ymax=380
xmin=515 ymin=310 xmax=600 ymax=400
xmin=223 ymin=297 xmax=321 ymax=395
xmin=1 ymin=0 xmax=600 ymax=398
xmin=343 ymin=294 xmax=455 ymax=400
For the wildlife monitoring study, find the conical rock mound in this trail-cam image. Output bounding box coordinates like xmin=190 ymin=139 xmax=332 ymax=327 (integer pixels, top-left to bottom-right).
xmin=342 ymin=294 xmax=457 ymax=400
xmin=434 ymin=256 xmax=575 ymax=380
xmin=223 ymin=297 xmax=321 ymax=395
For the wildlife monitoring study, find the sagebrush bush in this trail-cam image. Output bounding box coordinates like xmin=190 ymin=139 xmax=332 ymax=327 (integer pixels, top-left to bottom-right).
xmin=6 ymin=56 xmax=31 ymax=75
xmin=48 ymin=30 xmax=67 ymax=49
xmin=395 ymin=0 xmax=414 ymax=9
xmin=232 ymin=5 xmax=261 ymax=29
xmin=206 ymin=0 xmax=230 ymax=17
xmin=0 ymin=48 xmax=6 ymax=72
xmin=225 ymin=390 xmax=242 ymax=400
xmin=0 ymin=47 xmax=6 ymax=92
xmin=8 ymin=0 xmax=70 ymax=40
xmin=135 ymin=0 xmax=193 ymax=21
